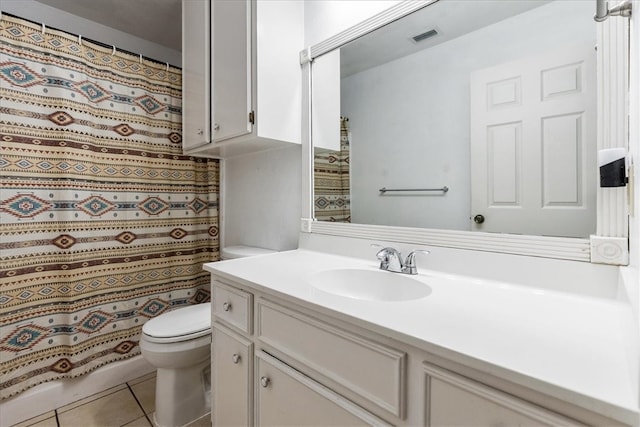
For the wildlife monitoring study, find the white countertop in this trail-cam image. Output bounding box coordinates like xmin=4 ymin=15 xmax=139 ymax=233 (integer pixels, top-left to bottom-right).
xmin=204 ymin=249 xmax=639 ymax=424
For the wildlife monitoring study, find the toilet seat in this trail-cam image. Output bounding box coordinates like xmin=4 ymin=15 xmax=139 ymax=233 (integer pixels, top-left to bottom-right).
xmin=142 ymin=302 xmax=211 ymax=343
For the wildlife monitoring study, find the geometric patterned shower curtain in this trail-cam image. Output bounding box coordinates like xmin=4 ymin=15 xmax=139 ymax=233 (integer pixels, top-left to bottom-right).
xmin=0 ymin=14 xmax=219 ymax=399
xmin=314 ymin=116 xmax=351 ymax=222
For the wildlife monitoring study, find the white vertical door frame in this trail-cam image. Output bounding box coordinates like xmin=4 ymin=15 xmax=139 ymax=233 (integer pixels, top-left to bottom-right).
xmin=300 ymin=51 xmax=314 ymax=231
xmin=630 ymin=1 xmax=640 ymax=269
xmin=591 ymin=16 xmax=630 ymax=265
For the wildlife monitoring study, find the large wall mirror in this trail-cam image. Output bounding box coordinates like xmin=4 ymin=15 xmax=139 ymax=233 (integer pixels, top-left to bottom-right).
xmin=306 ymin=0 xmax=629 ymax=262
xmin=313 ymin=0 xmax=596 ymax=238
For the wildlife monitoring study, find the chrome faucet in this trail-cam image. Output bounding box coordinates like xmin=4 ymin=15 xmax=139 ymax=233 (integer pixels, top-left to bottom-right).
xmin=375 ymin=247 xmax=404 ymax=273
xmin=373 ymin=245 xmax=430 ymax=275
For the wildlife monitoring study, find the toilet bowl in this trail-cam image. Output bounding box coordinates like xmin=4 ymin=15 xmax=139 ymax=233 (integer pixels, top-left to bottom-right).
xmin=140 ymin=303 xmax=211 ymax=427
xmin=140 ymin=245 xmax=275 ymax=427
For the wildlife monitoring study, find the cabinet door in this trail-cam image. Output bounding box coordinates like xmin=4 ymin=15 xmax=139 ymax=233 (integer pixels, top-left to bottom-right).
xmin=181 ymin=0 xmax=210 ymax=150
xmin=256 ymin=351 xmax=392 ymax=426
xmin=212 ymin=323 xmax=253 ymax=427
xmin=211 ymin=0 xmax=252 ymax=143
xmin=424 ymin=364 xmax=584 ymax=426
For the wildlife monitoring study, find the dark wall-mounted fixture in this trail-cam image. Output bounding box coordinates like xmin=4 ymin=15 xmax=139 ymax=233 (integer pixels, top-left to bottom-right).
xmin=599 ymin=148 xmax=628 ymax=187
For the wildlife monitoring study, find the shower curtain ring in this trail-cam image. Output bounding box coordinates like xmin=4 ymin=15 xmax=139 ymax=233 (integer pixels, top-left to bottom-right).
xmin=139 ymin=54 xmax=143 ymax=64
xmin=112 ymin=45 xmax=116 ymax=56
xmin=78 ymin=35 xmax=82 ymax=46
xmin=41 ymin=23 xmax=46 ymax=35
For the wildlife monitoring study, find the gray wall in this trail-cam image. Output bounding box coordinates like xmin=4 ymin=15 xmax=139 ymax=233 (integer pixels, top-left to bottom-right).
xmin=2 ymin=0 xmax=181 ymax=66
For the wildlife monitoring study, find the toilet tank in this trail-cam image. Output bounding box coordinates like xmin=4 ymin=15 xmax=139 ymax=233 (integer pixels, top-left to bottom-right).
xmin=221 ymin=245 xmax=276 ymax=260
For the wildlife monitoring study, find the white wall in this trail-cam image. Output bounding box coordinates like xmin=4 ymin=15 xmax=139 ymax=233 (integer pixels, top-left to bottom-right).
xmin=342 ymin=1 xmax=594 ymax=230
xmin=630 ymin=1 xmax=640 ymax=271
xmin=1 ymin=0 xmax=181 ymax=66
xmin=223 ymin=146 xmax=302 ymax=251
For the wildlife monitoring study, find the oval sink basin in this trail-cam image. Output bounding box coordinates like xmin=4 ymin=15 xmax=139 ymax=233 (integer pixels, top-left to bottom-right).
xmin=308 ymin=269 xmax=431 ymax=302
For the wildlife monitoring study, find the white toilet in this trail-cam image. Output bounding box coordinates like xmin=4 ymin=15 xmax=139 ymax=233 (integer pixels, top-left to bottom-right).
xmin=140 ymin=245 xmax=275 ymax=427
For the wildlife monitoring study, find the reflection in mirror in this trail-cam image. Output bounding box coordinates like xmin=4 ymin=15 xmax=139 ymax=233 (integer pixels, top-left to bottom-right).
xmin=314 ymin=117 xmax=351 ymax=222
xmin=313 ymin=0 xmax=597 ymax=238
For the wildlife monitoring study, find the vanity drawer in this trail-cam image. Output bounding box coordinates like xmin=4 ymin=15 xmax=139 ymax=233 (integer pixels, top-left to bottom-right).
xmin=257 ymin=299 xmax=406 ymax=419
xmin=212 ymin=280 xmax=253 ymax=334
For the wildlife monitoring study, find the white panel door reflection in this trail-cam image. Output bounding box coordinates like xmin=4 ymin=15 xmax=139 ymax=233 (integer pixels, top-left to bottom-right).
xmin=470 ymin=45 xmax=596 ymax=238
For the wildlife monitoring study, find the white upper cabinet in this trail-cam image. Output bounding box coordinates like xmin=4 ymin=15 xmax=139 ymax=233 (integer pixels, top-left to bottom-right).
xmin=211 ymin=0 xmax=252 ymax=144
xmin=182 ymin=0 xmax=303 ymax=158
xmin=182 ymin=0 xmax=211 ymax=150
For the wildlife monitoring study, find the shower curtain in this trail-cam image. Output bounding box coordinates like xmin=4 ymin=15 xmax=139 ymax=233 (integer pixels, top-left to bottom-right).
xmin=314 ymin=117 xmax=351 ymax=222
xmin=0 ymin=14 xmax=219 ymax=399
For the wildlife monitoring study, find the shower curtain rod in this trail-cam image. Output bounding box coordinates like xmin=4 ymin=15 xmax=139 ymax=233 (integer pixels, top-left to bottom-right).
xmin=0 ymin=11 xmax=181 ymax=70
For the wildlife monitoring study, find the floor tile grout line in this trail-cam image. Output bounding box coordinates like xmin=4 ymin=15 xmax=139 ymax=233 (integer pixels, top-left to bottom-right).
xmin=56 ymin=385 xmax=128 ymax=415
xmin=126 ymin=382 xmax=153 ymax=426
xmin=14 ymin=378 xmax=155 ymax=427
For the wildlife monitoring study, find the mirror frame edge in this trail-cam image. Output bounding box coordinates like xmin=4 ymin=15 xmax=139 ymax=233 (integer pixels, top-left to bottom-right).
xmin=300 ymin=0 xmax=630 ymax=265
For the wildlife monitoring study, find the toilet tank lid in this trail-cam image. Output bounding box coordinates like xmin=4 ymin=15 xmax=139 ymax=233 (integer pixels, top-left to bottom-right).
xmin=142 ymin=302 xmax=211 ymax=338
xmin=221 ymin=245 xmax=276 ymax=259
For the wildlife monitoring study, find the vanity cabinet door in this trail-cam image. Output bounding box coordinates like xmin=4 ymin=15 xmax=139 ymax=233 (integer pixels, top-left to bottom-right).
xmin=424 ymin=364 xmax=584 ymax=427
xmin=212 ymin=323 xmax=253 ymax=427
xmin=256 ymin=351 xmax=392 ymax=426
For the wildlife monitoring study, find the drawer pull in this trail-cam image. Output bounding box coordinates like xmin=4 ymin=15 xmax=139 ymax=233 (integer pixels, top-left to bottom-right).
xmin=232 ymin=353 xmax=241 ymax=364
xmin=260 ymin=376 xmax=271 ymax=388
xmin=222 ymin=302 xmax=232 ymax=312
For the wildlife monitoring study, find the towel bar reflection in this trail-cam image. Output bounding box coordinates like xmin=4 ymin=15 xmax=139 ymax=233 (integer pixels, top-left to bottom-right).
xmin=379 ymin=186 xmax=449 ymax=194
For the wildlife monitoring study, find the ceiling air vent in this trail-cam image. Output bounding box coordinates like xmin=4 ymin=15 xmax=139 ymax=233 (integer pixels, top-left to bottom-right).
xmin=412 ymin=29 xmax=438 ymax=43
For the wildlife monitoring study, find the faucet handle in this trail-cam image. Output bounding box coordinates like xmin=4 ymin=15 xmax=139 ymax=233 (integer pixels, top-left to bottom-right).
xmin=371 ymin=244 xmax=387 ymax=265
xmin=403 ymin=250 xmax=430 ymax=275
xmin=374 ymin=246 xmax=403 ymax=272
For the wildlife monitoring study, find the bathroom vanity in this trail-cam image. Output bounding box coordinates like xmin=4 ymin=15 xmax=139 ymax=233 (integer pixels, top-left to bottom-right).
xmin=201 ymin=0 xmax=638 ymax=424
xmin=205 ymin=238 xmax=638 ymax=426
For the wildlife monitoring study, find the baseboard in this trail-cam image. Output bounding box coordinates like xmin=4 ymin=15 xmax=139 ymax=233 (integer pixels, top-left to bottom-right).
xmin=0 ymin=355 xmax=154 ymax=426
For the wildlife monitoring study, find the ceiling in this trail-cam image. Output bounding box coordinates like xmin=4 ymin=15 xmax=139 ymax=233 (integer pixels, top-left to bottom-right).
xmin=341 ymin=0 xmax=551 ymax=77
xmin=35 ymin=0 xmax=181 ymax=51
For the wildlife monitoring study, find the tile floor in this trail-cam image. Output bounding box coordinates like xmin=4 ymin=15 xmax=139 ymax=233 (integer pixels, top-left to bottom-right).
xmin=11 ymin=373 xmax=211 ymax=427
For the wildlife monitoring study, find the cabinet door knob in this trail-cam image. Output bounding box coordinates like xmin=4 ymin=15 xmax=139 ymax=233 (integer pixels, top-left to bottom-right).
xmin=222 ymin=302 xmax=232 ymax=312
xmin=473 ymin=214 xmax=485 ymax=224
xmin=260 ymin=376 xmax=271 ymax=388
xmin=232 ymin=354 xmax=241 ymax=364
xmin=213 ymin=123 xmax=220 ymax=131
xmin=196 ymin=128 xmax=203 ymax=135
